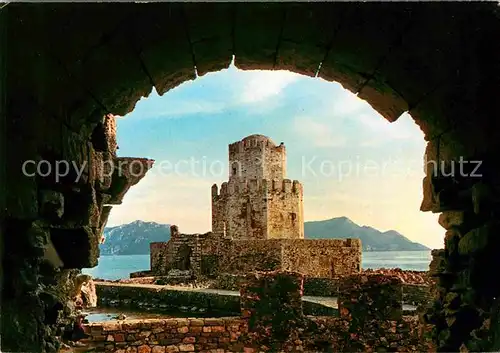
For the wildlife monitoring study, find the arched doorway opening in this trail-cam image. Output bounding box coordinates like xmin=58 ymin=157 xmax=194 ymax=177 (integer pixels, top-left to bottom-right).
xmin=4 ymin=3 xmax=500 ymax=352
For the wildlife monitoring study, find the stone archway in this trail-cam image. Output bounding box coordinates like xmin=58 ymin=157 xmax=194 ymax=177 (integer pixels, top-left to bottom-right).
xmin=3 ymin=2 xmax=500 ymax=352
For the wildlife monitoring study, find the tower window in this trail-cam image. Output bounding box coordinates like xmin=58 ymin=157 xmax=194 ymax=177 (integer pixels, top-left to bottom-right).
xmin=291 ymin=213 xmax=297 ymax=222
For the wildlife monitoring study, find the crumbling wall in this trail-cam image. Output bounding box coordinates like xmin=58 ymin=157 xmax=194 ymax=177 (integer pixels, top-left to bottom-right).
xmin=150 ymin=242 xmax=173 ymax=275
xmin=281 ymin=239 xmax=361 ymax=277
xmin=83 ymin=315 xmax=430 ymax=353
xmin=84 ymin=272 xmax=433 ymax=352
xmin=266 ymin=179 xmax=304 ymax=239
xmin=3 ymin=111 xmax=153 ymax=352
xmin=211 ymin=238 xmax=361 ymax=278
xmin=212 ymin=179 xmax=268 ymax=240
xmin=211 ymin=179 xmax=304 ymax=240
xmin=150 ymin=226 xmax=212 ymax=278
xmin=240 ymin=271 xmax=305 ymax=347
xmin=219 ymin=239 xmax=283 ymax=274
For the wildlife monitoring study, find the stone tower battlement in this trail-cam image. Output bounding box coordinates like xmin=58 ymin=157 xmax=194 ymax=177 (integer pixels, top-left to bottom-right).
xmin=212 ymin=135 xmax=304 ymax=240
xmin=228 ymin=134 xmax=286 ymax=182
xmin=212 ymin=179 xmax=302 ymax=198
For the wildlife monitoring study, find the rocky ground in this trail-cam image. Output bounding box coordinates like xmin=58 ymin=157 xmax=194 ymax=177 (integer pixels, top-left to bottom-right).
xmin=361 ymin=268 xmax=431 ymax=285
xmin=95 ymin=268 xmax=431 ymax=287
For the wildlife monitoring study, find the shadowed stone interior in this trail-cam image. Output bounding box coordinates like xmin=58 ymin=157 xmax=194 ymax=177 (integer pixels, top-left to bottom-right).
xmin=3 ymin=2 xmax=500 ymax=352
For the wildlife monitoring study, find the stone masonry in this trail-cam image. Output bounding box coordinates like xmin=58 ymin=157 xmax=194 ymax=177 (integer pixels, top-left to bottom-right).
xmin=212 ymin=134 xmax=304 ymax=240
xmin=147 ymin=135 xmax=360 ymax=280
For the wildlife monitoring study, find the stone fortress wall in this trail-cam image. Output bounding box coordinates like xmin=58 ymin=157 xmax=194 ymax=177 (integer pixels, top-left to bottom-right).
xmin=211 ymin=178 xmax=304 ymax=240
xmin=84 ymin=272 xmax=433 ymax=353
xmin=149 ymin=134 xmax=361 ymax=280
xmin=150 ymin=227 xmax=362 ymax=279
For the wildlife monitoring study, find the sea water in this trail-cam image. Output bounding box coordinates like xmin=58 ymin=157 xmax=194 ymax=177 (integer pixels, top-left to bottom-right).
xmin=83 ymin=250 xmax=432 ymax=280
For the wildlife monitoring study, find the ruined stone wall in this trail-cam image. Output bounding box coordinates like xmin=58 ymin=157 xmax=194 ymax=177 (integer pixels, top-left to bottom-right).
xmin=212 ymin=135 xmax=302 ymax=240
xmin=281 ymin=239 xmax=361 ymax=277
xmin=266 ymin=179 xmax=304 ymax=239
xmin=203 ymin=238 xmax=361 ymax=278
xmin=2 ymin=111 xmax=153 ymax=352
xmin=219 ymin=239 xmax=283 ymax=274
xmin=211 ymin=184 xmax=226 ymax=235
xmin=150 ymin=226 xmax=203 ymax=277
xmin=83 ymin=315 xmax=430 ymax=353
xmin=83 ymin=317 xmax=249 ymax=353
xmin=211 ymin=178 xmax=303 ymax=240
xmin=150 ymin=242 xmax=173 ymax=275
xmin=95 ymin=282 xmax=241 ymax=316
xmin=212 ymin=179 xmax=268 ymax=240
xmin=84 ymin=272 xmax=432 ymax=352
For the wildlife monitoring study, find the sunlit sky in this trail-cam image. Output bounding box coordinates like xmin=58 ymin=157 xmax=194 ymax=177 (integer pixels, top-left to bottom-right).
xmin=107 ymin=61 xmax=443 ymax=249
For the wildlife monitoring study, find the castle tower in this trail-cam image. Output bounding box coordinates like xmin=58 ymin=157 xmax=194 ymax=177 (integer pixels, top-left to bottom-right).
xmin=228 ymin=134 xmax=286 ymax=182
xmin=212 ymin=134 xmax=304 ymax=240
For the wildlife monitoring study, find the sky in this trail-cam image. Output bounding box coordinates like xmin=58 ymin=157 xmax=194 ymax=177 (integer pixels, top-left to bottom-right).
xmin=107 ymin=60 xmax=443 ymax=249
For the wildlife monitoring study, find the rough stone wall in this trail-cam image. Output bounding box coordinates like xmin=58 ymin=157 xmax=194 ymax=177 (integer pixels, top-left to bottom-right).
xmin=150 ymin=242 xmax=173 ymax=275
xmin=422 ymin=153 xmax=500 ymax=351
xmin=2 ymin=111 xmax=153 ymax=352
xmin=212 ymin=135 xmax=302 ymax=240
xmin=83 ymin=315 xmax=431 ymax=353
xmin=212 ymin=178 xmax=303 ymax=240
xmin=219 ymin=239 xmax=283 ymax=274
xmin=240 ymin=271 xmax=305 ymax=347
xmin=201 ymin=238 xmax=361 ymax=278
xmin=150 ymin=226 xmax=204 ymax=277
xmin=266 ymin=179 xmax=304 ymax=239
xmin=338 ymin=274 xmax=403 ymax=323
xmin=303 ymin=277 xmax=431 ymax=305
xmin=281 ymin=239 xmax=361 ymax=277
xmin=95 ymin=282 xmax=241 ymax=316
xmin=226 ymin=179 xmax=268 ymax=240
xmin=84 ymin=272 xmax=432 ymax=352
xmin=228 ymin=135 xmax=285 ymax=182
xmin=83 ymin=317 xmax=250 ymax=353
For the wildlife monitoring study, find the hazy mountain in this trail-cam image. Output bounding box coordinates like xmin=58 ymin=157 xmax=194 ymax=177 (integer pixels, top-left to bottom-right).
xmin=100 ymin=217 xmax=429 ymax=255
xmin=100 ymin=220 xmax=171 ymax=255
xmin=304 ymin=217 xmax=430 ymax=251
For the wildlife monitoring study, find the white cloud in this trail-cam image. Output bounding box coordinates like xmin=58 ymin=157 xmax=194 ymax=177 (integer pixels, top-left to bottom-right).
xmin=330 ymin=91 xmax=370 ymax=117
xmin=239 ymin=70 xmax=300 ymax=103
xmin=292 ymin=116 xmax=347 ymax=147
xmin=355 ymin=112 xmax=424 ymax=147
xmin=124 ymin=97 xmax=225 ymax=120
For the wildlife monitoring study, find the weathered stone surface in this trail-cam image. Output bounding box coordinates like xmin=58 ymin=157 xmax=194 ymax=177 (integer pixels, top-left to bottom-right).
xmin=39 ymin=190 xmax=65 ymax=219
xmin=82 ymin=310 xmax=432 ymax=352
xmin=107 ymin=157 xmax=155 ymax=205
xmin=338 ymin=274 xmax=403 ymax=323
xmin=439 ymin=211 xmax=465 ymax=230
xmin=151 ymin=231 xmax=361 ymax=279
xmin=212 ymin=135 xmax=303 ymax=240
xmin=458 ymin=227 xmax=489 ymax=256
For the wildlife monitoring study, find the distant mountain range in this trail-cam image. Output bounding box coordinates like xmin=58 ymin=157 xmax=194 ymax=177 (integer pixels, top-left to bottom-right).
xmin=100 ymin=217 xmax=429 ymax=255
xmin=100 ymin=220 xmax=171 ymax=255
xmin=304 ymin=217 xmax=429 ymax=251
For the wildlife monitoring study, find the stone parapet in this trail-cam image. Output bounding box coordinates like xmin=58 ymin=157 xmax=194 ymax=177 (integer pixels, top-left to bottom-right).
xmin=82 ymin=315 xmax=432 ymax=352
xmin=338 ymin=274 xmax=403 ymax=323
